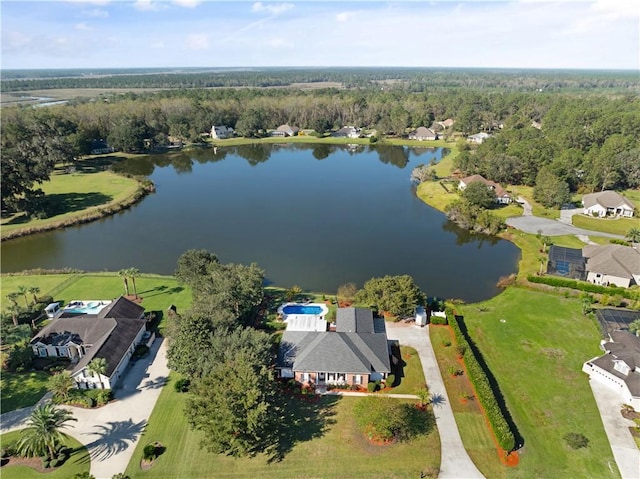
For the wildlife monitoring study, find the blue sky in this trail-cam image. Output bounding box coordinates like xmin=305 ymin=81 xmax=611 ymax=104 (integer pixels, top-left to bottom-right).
xmin=1 ymin=0 xmax=638 ymax=70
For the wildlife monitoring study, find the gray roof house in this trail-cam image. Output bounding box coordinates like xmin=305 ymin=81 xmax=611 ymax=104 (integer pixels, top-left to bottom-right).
xmin=583 ymin=244 xmax=640 ymax=288
xmin=583 ymin=330 xmax=640 ymax=410
xmin=408 ymin=126 xmax=438 ymax=141
xmin=331 ymin=126 xmax=361 ymax=139
xmin=277 ymin=307 xmax=391 ymax=387
xmin=31 ymin=296 xmax=147 ymax=390
xmin=582 ymin=191 xmax=635 ymax=218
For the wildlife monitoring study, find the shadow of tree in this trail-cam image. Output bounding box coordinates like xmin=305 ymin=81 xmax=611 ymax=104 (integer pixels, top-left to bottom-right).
xmin=83 ymin=418 xmax=146 ymax=461
xmin=44 ymin=192 xmax=112 ymax=216
xmin=389 ymin=340 xmax=407 ymax=387
xmin=137 ymin=285 xmax=184 ymax=299
xmin=141 ymin=376 xmax=168 ymax=390
xmin=265 ymin=393 xmax=340 ymax=463
xmin=429 ymin=393 xmax=446 ymax=407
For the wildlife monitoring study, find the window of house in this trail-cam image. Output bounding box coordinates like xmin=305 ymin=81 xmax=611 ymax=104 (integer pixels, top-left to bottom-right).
xmin=354 ymin=375 xmax=362 ymax=385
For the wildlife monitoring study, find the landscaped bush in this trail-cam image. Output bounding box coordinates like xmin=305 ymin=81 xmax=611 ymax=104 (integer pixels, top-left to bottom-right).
xmin=133 ymin=344 xmax=150 ymax=359
xmin=442 ymin=339 xmax=451 ymax=347
xmin=85 ymin=388 xmax=112 ymax=406
xmin=563 ymin=432 xmax=589 ymax=449
xmin=174 ymin=377 xmax=191 ymax=393
xmin=353 ymin=396 xmax=431 ymax=443
xmin=430 ymin=314 xmax=448 ymax=325
xmin=143 ymin=444 xmax=157 ymax=461
xmin=367 ymin=382 xmax=377 ymax=393
xmin=527 ymin=275 xmax=640 ymax=300
xmin=449 ymin=312 xmax=518 ymax=452
xmin=386 ymin=374 xmax=396 ymax=387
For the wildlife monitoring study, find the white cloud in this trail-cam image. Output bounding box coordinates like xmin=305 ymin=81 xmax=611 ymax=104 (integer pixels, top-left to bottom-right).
xmin=267 ymin=38 xmax=293 ymax=48
xmin=134 ymin=0 xmax=166 ymax=12
xmin=186 ymin=33 xmax=209 ymax=50
xmin=336 ymin=12 xmax=350 ymax=23
xmin=83 ymin=8 xmax=109 ymax=18
xmin=64 ymin=0 xmax=111 ymax=5
xmin=75 ymin=23 xmax=92 ymax=31
xmin=173 ymin=0 xmax=202 ymax=8
xmin=151 ymin=41 xmax=165 ymax=49
xmin=252 ymin=2 xmax=294 ymax=16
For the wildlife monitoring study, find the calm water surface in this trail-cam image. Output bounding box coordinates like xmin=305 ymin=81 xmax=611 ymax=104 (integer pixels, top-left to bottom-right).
xmin=2 ymin=144 xmax=519 ymax=302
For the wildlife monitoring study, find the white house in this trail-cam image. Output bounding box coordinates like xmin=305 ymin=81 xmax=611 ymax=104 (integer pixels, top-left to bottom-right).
xmin=331 ymin=126 xmax=361 ymax=139
xmin=408 ymin=127 xmax=438 ymax=141
xmin=210 ymin=125 xmax=234 ymax=139
xmin=583 ymin=331 xmax=640 ymax=410
xmin=467 ymin=132 xmax=492 ymax=144
xmin=582 ymin=244 xmax=640 ymax=288
xmin=458 ymin=174 xmax=512 ymax=204
xmin=271 ymin=124 xmax=299 ymax=137
xmin=30 ymin=296 xmax=147 ymax=390
xmin=582 ymin=191 xmax=635 ymax=218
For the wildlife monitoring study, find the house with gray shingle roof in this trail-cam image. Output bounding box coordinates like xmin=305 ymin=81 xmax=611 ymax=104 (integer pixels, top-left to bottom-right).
xmin=277 ymin=307 xmax=391 ymax=387
xmin=583 ymin=330 xmax=640 ymax=410
xmin=270 ymin=124 xmax=299 ymax=137
xmin=30 ymin=296 xmax=147 ymax=390
xmin=582 ymin=190 xmax=635 ymax=218
xmin=583 ymin=244 xmax=640 ymax=288
xmin=408 ymin=127 xmax=438 ymax=141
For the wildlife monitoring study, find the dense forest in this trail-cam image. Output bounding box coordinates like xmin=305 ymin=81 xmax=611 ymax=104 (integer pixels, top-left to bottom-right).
xmin=2 ymin=71 xmax=640 ymax=216
xmin=2 ymin=67 xmax=639 ymax=92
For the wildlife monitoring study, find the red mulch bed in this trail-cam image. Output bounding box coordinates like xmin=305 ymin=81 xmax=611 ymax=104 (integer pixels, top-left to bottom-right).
xmin=125 ymin=295 xmax=143 ymax=303
xmin=362 ymin=425 xmax=395 ymax=446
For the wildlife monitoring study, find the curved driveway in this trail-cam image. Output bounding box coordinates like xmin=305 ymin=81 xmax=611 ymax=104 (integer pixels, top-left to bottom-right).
xmin=506 ymin=215 xmax=625 ymax=239
xmin=386 ymin=322 xmax=485 ymax=479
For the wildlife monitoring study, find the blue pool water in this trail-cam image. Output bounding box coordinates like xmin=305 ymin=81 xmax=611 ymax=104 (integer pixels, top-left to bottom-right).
xmin=283 ymin=305 xmax=323 ymax=315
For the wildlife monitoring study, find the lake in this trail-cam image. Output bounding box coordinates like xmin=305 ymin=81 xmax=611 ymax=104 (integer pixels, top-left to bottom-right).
xmin=1 ymin=143 xmax=520 ymax=302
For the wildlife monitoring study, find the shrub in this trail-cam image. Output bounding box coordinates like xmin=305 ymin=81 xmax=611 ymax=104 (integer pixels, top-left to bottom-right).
xmin=386 ymin=374 xmax=395 ymax=387
xmin=353 ymin=396 xmax=431 ymax=442
xmin=449 ymin=313 xmax=517 ymax=452
xmin=174 ymin=377 xmax=191 ymax=393
xmin=42 ymin=458 xmax=50 ymax=468
xmin=564 ymin=432 xmax=589 ymax=449
xmin=455 ymin=345 xmax=467 ymax=358
xmin=143 ymin=444 xmax=157 ymax=460
xmin=430 ymin=315 xmax=448 ymax=325
xmin=51 ymin=458 xmax=62 ymax=467
xmin=133 ymin=344 xmax=150 ymax=359
xmin=367 ymin=382 xmax=376 ymax=393
xmin=442 ymin=339 xmax=451 ymax=347
xmin=527 ymin=275 xmax=640 ymax=300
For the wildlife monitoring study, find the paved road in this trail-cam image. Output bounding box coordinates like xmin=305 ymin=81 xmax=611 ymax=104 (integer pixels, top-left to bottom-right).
xmin=386 ymin=322 xmax=485 ymax=479
xmin=588 ymin=380 xmax=640 ymax=479
xmin=1 ymin=338 xmax=170 ymax=479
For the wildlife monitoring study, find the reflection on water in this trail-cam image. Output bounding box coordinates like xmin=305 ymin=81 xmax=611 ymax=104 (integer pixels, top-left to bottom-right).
xmin=2 ymin=144 xmax=517 ymax=302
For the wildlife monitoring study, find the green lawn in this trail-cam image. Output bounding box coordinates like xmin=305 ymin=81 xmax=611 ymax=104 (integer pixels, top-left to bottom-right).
xmin=508 ymin=185 xmax=561 ymax=219
xmin=572 ymin=214 xmax=640 ymax=236
xmin=387 ymin=346 xmax=427 ymax=395
xmin=124 ymin=376 xmax=441 ymax=478
xmin=456 ymin=288 xmax=619 ymax=479
xmin=0 ymin=430 xmax=91 ymax=478
xmin=1 ymin=166 xmax=140 ymax=238
xmin=0 ymin=371 xmax=50 ymax=414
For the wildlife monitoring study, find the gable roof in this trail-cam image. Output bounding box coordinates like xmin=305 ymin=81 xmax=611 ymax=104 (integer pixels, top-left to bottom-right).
xmin=583 ymin=191 xmax=635 ymax=211
xmin=98 ymin=295 xmax=144 ymax=320
xmin=583 ymin=244 xmax=640 ymax=279
xmin=410 ymin=127 xmax=437 ymax=138
xmin=459 ymin=174 xmax=510 ymax=198
xmin=277 ymin=308 xmax=390 ymax=375
xmin=276 ymin=124 xmax=299 ymax=135
xmin=591 ymin=331 xmax=640 ymax=397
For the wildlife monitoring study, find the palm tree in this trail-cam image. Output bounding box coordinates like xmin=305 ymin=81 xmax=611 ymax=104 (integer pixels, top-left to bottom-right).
xmin=626 ymin=227 xmax=640 ymax=244
xmin=28 ymin=286 xmax=41 ymax=305
xmin=17 ymin=404 xmax=77 ymax=460
xmin=47 ymin=371 xmax=74 ymax=400
xmin=118 ymin=269 xmax=130 ymax=297
xmin=127 ymin=268 xmax=140 ymax=299
xmin=6 ymin=292 xmax=20 ymax=326
xmin=416 ymin=386 xmax=431 ymax=408
xmin=17 ymin=285 xmax=29 ymax=308
xmin=87 ymin=357 xmax=108 ymax=389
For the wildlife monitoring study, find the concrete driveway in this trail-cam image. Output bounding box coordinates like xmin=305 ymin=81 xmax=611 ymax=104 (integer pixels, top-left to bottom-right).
xmin=589 ymin=380 xmax=640 ymax=479
xmin=506 ymin=215 xmax=625 ymax=239
xmin=1 ymin=338 xmax=170 ymax=479
xmin=386 ymin=322 xmax=485 ymax=479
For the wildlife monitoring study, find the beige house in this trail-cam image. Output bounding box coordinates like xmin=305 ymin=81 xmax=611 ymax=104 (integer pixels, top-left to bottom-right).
xmin=271 ymin=124 xmax=299 ymax=137
xmin=458 ymin=174 xmax=512 ymax=204
xmin=583 ymin=244 xmax=640 ymax=288
xmin=467 ymin=132 xmax=491 ymax=144
xmin=582 ymin=191 xmax=635 ymax=218
xmin=408 ymin=126 xmax=438 ymax=141
xmin=583 ymin=331 xmax=640 ymax=410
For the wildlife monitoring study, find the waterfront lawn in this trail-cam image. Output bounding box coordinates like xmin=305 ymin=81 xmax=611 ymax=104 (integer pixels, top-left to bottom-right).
xmin=457 ymin=288 xmax=619 ymax=479
xmin=0 ymin=430 xmax=91 ymax=479
xmin=572 ymin=214 xmax=640 ymax=237
xmin=0 ymin=274 xmax=79 ymax=313
xmin=416 ymin=180 xmax=458 ymax=212
xmin=124 ymin=377 xmax=441 ymax=479
xmin=508 ymin=185 xmax=561 ymax=219
xmin=1 ymin=167 xmax=139 ymax=238
xmin=0 ymin=371 xmax=50 ymax=414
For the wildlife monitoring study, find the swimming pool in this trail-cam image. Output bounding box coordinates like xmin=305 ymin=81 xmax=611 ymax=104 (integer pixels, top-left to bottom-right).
xmin=282 ymin=304 xmax=324 ymax=315
xmin=62 ymin=300 xmax=111 ymax=316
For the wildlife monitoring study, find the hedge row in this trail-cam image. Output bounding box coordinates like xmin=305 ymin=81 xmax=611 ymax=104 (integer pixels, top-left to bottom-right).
xmin=447 ymin=310 xmax=517 ymax=452
xmin=527 ymin=275 xmax=640 ymax=300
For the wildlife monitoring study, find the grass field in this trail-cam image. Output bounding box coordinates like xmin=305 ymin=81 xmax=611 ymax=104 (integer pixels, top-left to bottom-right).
xmin=456 ymin=288 xmax=619 ymax=479
xmin=124 ymin=379 xmax=441 ymax=479
xmin=386 ymin=346 xmax=426 ymax=395
xmin=0 ymin=430 xmax=91 ymax=479
xmin=1 ymin=164 xmax=140 ymax=239
xmin=0 ymin=371 xmax=50 ymax=414
xmin=572 ymin=214 xmax=640 ymax=236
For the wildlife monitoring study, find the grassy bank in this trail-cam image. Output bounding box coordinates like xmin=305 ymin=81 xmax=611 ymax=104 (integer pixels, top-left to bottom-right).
xmin=124 ymin=379 xmax=441 ymax=479
xmin=572 ymin=214 xmax=639 ymax=236
xmin=1 ymin=160 xmax=146 ymax=241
